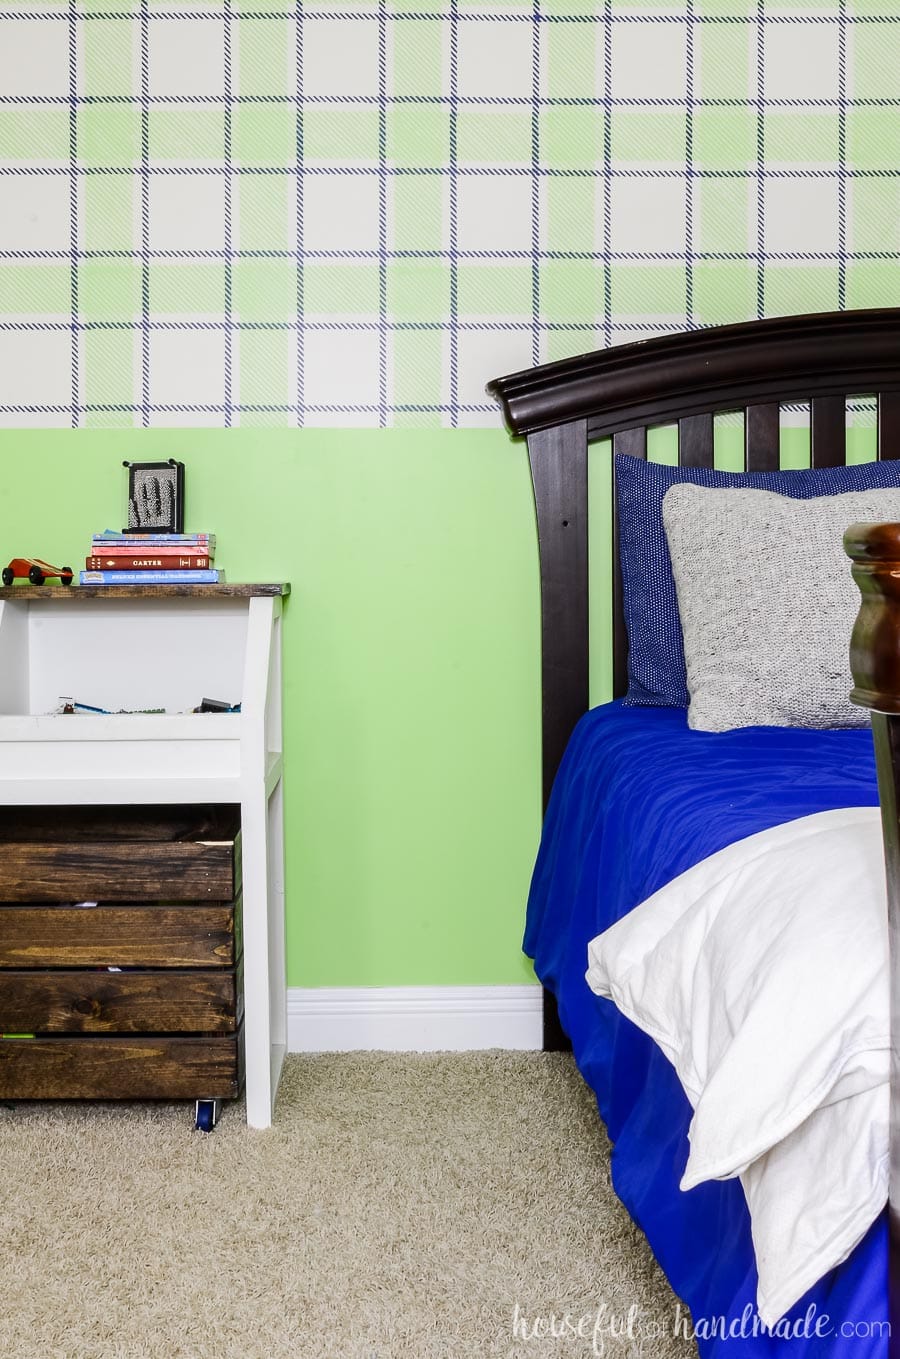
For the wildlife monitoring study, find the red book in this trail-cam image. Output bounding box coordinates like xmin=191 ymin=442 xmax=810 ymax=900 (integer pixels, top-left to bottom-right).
xmin=85 ymin=554 xmax=212 ymax=571
xmin=91 ymin=543 xmax=213 ymax=558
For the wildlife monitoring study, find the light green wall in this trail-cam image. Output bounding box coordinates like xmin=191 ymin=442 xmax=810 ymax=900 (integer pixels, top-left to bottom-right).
xmin=0 ymin=429 xmax=542 ymax=986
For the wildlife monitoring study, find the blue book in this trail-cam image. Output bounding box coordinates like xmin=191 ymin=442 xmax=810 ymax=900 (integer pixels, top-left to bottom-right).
xmin=80 ymin=569 xmax=224 ymax=585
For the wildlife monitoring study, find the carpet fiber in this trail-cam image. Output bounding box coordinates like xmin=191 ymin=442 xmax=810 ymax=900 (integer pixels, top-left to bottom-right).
xmin=0 ymin=1053 xmax=699 ymax=1359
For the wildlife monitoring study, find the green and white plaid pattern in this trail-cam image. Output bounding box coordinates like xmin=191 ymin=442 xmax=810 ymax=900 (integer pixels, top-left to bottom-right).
xmin=0 ymin=0 xmax=897 ymax=427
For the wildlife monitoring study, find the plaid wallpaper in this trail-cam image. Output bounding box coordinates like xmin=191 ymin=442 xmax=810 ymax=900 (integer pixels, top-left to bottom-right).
xmin=0 ymin=0 xmax=897 ymax=428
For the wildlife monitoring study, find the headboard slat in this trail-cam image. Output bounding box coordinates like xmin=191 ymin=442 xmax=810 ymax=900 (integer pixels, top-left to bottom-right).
xmin=745 ymin=403 xmax=780 ymax=471
xmin=880 ymin=392 xmax=900 ymax=462
xmin=612 ymin=427 xmax=647 ymax=461
xmin=526 ymin=420 xmax=589 ymax=812
xmin=811 ymin=395 xmax=846 ymax=468
xmin=679 ymin=413 xmax=715 ymax=468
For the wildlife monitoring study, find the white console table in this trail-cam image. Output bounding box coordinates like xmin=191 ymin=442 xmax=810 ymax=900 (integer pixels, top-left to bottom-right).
xmin=0 ymin=582 xmax=289 ymax=1129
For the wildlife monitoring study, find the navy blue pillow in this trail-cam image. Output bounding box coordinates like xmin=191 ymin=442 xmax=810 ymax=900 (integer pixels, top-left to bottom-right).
xmin=617 ymin=454 xmax=900 ymax=708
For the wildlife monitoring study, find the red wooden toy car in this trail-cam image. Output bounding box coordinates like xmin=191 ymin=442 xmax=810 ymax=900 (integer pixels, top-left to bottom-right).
xmin=2 ymin=558 xmax=74 ymax=586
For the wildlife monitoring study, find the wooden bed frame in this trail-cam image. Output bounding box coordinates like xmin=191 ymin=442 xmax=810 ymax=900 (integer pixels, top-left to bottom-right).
xmin=488 ymin=308 xmax=900 ymax=1347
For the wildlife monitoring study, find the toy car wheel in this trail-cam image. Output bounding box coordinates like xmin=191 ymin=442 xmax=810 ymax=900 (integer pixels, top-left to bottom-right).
xmin=28 ymin=566 xmax=45 ymax=585
xmin=1 ymin=567 xmax=13 ymax=587
xmin=60 ymin=567 xmax=73 ymax=585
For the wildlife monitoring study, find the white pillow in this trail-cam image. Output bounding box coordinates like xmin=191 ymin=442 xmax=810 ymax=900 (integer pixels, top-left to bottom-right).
xmin=585 ymin=807 xmax=888 ymax=1324
xmin=661 ymin=483 xmax=900 ymax=732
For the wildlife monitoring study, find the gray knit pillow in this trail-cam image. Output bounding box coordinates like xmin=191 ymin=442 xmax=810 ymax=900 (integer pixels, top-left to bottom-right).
xmin=661 ymin=483 xmax=900 ymax=732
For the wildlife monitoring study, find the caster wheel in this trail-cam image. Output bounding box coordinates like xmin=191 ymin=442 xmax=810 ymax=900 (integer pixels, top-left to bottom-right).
xmin=1 ymin=568 xmax=12 ymax=586
xmin=28 ymin=566 xmax=45 ymax=585
xmin=194 ymin=1099 xmax=222 ymax=1133
xmin=60 ymin=568 xmax=73 ymax=585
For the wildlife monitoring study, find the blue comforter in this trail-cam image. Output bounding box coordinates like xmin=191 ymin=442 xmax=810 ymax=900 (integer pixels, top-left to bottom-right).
xmin=526 ymin=701 xmax=887 ymax=1357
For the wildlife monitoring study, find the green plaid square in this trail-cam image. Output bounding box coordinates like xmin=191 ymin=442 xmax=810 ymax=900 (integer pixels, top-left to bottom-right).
xmin=696 ymin=177 xmax=753 ymax=255
xmin=148 ymin=108 xmax=226 ymax=162
xmin=540 ymin=107 xmax=605 ymax=171
xmin=765 ymin=265 xmax=841 ymax=317
xmin=539 ymin=262 xmax=602 ymax=322
xmin=387 ymin=263 xmax=451 ymax=321
xmin=233 ymin=105 xmax=298 ymax=168
xmin=82 ymin=328 xmax=134 ymax=410
xmin=692 ymin=110 xmax=758 ymax=169
xmin=545 ymin=22 xmax=598 ymax=99
xmin=544 ymin=177 xmax=597 ymax=254
xmin=610 ymin=264 xmax=686 ymax=317
xmin=78 ymin=106 xmax=141 ymax=166
xmin=81 ymin=174 xmax=138 ymax=253
xmin=304 ymin=263 xmax=381 ymax=315
xmin=853 ymin=19 xmax=900 ymax=97
xmin=692 ymin=264 xmax=759 ymax=325
xmin=458 ymin=263 xmax=532 ymax=317
xmin=239 ymin=328 xmax=292 ymax=409
xmin=390 ymin=175 xmax=445 ymax=253
xmin=391 ymin=19 xmax=445 ymax=98
xmin=79 ymin=262 xmax=143 ymax=319
xmin=392 ymin=328 xmax=443 ymax=410
xmin=232 ymin=261 xmax=299 ymax=320
xmin=611 ymin=111 xmax=686 ymax=165
xmin=696 ymin=20 xmax=752 ymax=101
xmin=847 ymin=109 xmax=900 ymax=171
xmin=846 ymin=262 xmax=900 ymax=310
xmin=0 ymin=108 xmax=69 ymax=161
xmin=305 ymin=107 xmax=381 ymax=164
xmin=386 ymin=105 xmax=450 ymax=169
xmin=457 ymin=109 xmax=531 ymax=166
xmin=82 ymin=19 xmax=136 ymax=98
xmin=238 ymin=172 xmax=293 ymax=253
xmin=238 ymin=19 xmax=293 ymax=99
xmin=149 ymin=264 xmax=227 ymax=314
xmin=851 ymin=179 xmax=900 ymax=254
xmin=0 ymin=264 xmax=70 ymax=315
xmin=766 ymin=112 xmax=839 ymax=165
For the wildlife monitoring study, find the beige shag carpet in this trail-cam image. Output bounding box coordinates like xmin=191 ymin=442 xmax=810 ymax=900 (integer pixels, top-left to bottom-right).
xmin=0 ymin=1053 xmax=699 ymax=1359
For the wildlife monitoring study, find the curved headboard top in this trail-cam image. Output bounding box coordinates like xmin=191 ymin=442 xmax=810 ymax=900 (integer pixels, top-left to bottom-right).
xmin=488 ymin=309 xmax=900 ymax=440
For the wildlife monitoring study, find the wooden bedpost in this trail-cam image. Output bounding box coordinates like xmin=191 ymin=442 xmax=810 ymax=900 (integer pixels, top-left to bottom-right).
xmin=845 ymin=522 xmax=900 ymax=1355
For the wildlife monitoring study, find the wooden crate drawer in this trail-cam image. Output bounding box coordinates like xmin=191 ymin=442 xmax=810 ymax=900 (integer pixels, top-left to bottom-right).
xmin=0 ymin=1033 xmax=242 ymax=1100
xmin=0 ymin=963 xmax=242 ymax=1034
xmin=0 ymin=804 xmax=241 ymax=901
xmin=0 ymin=899 xmax=241 ymax=968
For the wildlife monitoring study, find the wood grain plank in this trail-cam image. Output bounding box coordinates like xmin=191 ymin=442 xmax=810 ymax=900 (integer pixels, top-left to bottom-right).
xmin=745 ymin=403 xmax=781 ymax=470
xmin=0 ymin=840 xmax=238 ymax=901
xmin=678 ymin=413 xmax=714 ymax=468
xmin=0 ymin=1034 xmax=241 ymax=1100
xmin=0 ymin=902 xmax=239 ymax=967
xmin=611 ymin=426 xmax=647 ymax=701
xmin=0 ymin=584 xmax=289 ymax=600
xmin=0 ymin=966 xmax=240 ymax=1034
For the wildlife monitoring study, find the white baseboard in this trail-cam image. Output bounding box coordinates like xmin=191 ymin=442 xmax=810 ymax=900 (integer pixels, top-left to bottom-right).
xmin=287 ymin=985 xmax=543 ymax=1053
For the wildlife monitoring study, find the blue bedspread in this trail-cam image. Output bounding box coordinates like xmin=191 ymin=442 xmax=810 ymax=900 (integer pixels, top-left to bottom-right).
xmin=526 ymin=701 xmax=888 ymax=1357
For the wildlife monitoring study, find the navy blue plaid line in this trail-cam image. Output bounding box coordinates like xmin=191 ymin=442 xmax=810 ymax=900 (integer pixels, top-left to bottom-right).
xmin=0 ymin=402 xmax=500 ymax=414
xmin=602 ymin=0 xmax=611 ymax=350
xmin=6 ymin=94 xmax=900 ymax=110
xmin=3 ymin=7 xmax=898 ymax=21
xmin=755 ymin=0 xmax=765 ymax=319
xmin=295 ymin=0 xmax=304 ymax=423
xmin=378 ymin=0 xmax=388 ymax=428
xmin=837 ymin=0 xmax=847 ymax=310
xmin=67 ymin=0 xmax=79 ymax=429
xmin=140 ymin=0 xmax=151 ymax=427
xmin=7 ymin=166 xmax=894 ymax=180
xmin=684 ymin=0 xmax=694 ymax=329
xmin=530 ymin=0 xmax=539 ymax=368
xmin=448 ymin=0 xmax=459 ymax=428
xmin=224 ymin=0 xmax=233 ymax=426
xmin=7 ymin=249 xmax=899 ymax=263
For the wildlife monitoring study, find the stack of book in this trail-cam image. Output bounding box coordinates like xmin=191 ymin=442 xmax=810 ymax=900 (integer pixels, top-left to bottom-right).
xmin=80 ymin=532 xmax=223 ymax=586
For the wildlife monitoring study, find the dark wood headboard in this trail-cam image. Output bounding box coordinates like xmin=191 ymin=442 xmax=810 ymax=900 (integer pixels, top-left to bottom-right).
xmin=488 ymin=309 xmax=900 ymax=812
